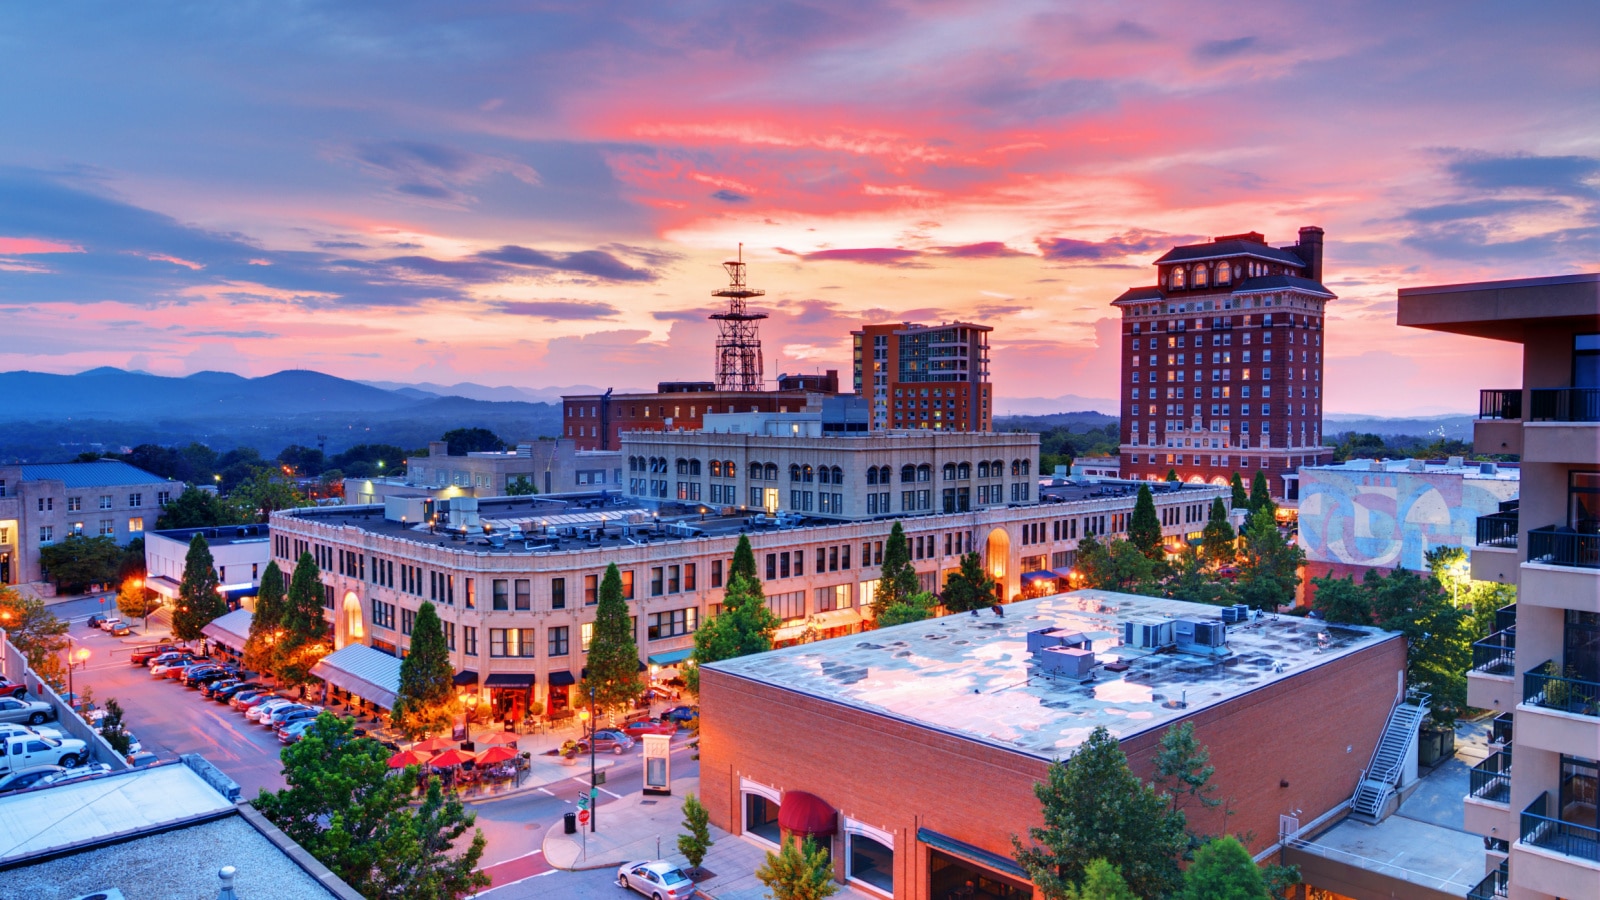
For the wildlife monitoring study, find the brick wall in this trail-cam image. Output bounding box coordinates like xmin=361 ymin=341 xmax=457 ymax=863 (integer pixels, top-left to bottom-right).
xmin=699 ymin=633 xmax=1405 ymax=899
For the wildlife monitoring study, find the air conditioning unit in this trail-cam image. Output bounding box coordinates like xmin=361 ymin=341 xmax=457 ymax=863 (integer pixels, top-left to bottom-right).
xmin=1122 ymin=619 xmax=1175 ymax=651
xmin=1221 ymin=604 xmax=1251 ymax=624
xmin=1192 ymin=621 xmax=1227 ymax=647
xmin=1036 ymin=645 xmax=1096 ymax=680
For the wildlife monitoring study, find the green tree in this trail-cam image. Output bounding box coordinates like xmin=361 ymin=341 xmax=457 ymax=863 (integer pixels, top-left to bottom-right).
xmin=441 ymin=427 xmax=506 ymax=455
xmin=155 ymin=485 xmax=243 ymax=529
xmin=255 ymin=714 xmax=489 ymax=900
xmin=1230 ymin=472 xmax=1249 ymax=511
xmin=879 ymin=590 xmax=937 ymax=627
xmin=1202 ymin=498 xmax=1237 ymax=566
xmin=1154 ymin=722 xmax=1221 ymax=820
xmin=116 ymin=577 xmax=162 ymax=631
xmin=940 ymin=552 xmax=998 ymax=612
xmin=686 ymin=572 xmax=777 ymax=694
xmin=38 ymin=534 xmax=125 ymax=593
xmin=1076 ymin=535 xmax=1162 ymax=596
xmin=277 ymin=552 xmax=331 ymax=694
xmin=1166 ymin=469 xmax=1181 ymax=483
xmin=99 ymin=697 xmax=133 ymax=757
xmin=1179 ymin=836 xmax=1268 ymax=900
xmin=873 ymin=521 xmax=920 ymax=618
xmin=1063 ymin=859 xmax=1138 ymax=900
xmin=244 ymin=561 xmax=286 ymax=675
xmin=505 ymin=476 xmax=537 ymax=496
xmin=1013 ymin=726 xmax=1187 ymax=900
xmin=1427 ymin=546 xmax=1515 ymax=640
xmin=172 ymin=533 xmax=227 ymax=642
xmin=1310 ymin=574 xmax=1370 ymax=626
xmin=229 ymin=469 xmax=307 ymax=522
xmin=330 ymin=443 xmax=408 ymax=478
xmin=1128 ymin=485 xmax=1164 ymax=559
xmin=277 ymin=444 xmax=326 ymax=476
xmin=0 ymin=586 xmax=70 ymax=692
xmin=580 ymin=563 xmax=642 ymax=714
xmin=393 ymin=602 xmax=459 ymax=739
xmin=729 ymin=533 xmax=759 ymax=583
xmin=1162 ymin=546 xmax=1226 ymax=606
xmin=1367 ymin=568 xmax=1470 ymax=725
xmin=1246 ymin=471 xmax=1278 ymax=529
xmin=678 ymin=792 xmax=714 ymax=876
xmin=1231 ymin=514 xmax=1304 ymax=611
xmin=756 ymin=836 xmax=838 ymax=900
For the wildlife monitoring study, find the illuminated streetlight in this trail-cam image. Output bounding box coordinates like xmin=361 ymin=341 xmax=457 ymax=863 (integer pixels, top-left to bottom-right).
xmin=66 ymin=646 xmax=91 ymax=707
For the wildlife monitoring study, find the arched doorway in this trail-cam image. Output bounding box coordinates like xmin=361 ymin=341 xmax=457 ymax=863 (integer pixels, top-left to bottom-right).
xmin=985 ymin=528 xmax=1012 ymax=599
xmin=340 ymin=590 xmax=365 ymax=649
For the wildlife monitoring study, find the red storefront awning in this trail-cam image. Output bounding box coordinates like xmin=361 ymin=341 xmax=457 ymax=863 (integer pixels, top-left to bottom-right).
xmin=778 ymin=791 xmax=836 ymax=836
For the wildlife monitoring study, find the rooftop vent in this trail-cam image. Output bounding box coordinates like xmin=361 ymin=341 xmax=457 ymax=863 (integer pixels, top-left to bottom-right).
xmin=1028 ymin=627 xmax=1096 ymax=680
xmin=1448 ymin=455 xmax=1465 ymax=467
xmin=1479 ymin=462 xmax=1498 ymax=475
xmin=1122 ymin=619 xmax=1175 ymax=651
xmin=1174 ymin=618 xmax=1229 ymax=656
xmin=1220 ymin=604 xmax=1251 ymax=624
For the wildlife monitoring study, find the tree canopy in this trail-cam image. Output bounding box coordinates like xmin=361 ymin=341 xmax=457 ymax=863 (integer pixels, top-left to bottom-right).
xmin=878 ymin=590 xmax=937 ymax=627
xmin=38 ymin=534 xmax=125 ymax=593
xmin=687 ymin=571 xmax=777 ymax=694
xmin=1232 ymin=514 xmax=1303 ymax=611
xmin=441 ymin=427 xmax=506 ymax=455
xmin=581 ymin=563 xmax=643 ymax=713
xmin=155 ymin=485 xmax=244 ymax=529
xmin=940 ymin=551 xmax=997 ymax=612
xmin=1075 ymin=533 xmax=1162 ymax=596
xmin=0 ymin=586 xmax=70 ymax=691
xmin=244 ymin=561 xmax=286 ymax=675
xmin=393 ymin=602 xmax=458 ymax=738
xmin=1202 ymin=498 xmax=1237 ymax=565
xmin=1128 ymin=485 xmax=1164 ymax=559
xmin=873 ymin=521 xmax=920 ymax=618
xmin=172 ymin=533 xmax=227 ymax=642
xmin=277 ymin=552 xmax=331 ymax=691
xmin=1230 ymin=472 xmax=1249 ymax=511
xmin=1179 ymin=836 xmax=1269 ymax=900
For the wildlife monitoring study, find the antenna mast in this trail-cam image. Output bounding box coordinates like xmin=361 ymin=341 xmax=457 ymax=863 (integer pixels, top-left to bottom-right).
xmin=709 ymin=243 xmax=768 ymax=392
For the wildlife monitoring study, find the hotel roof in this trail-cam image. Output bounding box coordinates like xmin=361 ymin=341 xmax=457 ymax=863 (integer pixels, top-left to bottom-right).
xmin=707 ymin=590 xmax=1399 ymax=760
xmin=18 ymin=459 xmax=175 ymax=489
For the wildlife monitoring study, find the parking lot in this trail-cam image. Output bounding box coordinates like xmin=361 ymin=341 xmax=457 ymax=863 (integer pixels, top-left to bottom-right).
xmin=65 ymin=614 xmax=290 ymax=799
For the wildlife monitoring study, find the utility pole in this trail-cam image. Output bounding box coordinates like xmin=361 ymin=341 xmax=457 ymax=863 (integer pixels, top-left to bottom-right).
xmin=589 ymin=684 xmax=598 ymax=832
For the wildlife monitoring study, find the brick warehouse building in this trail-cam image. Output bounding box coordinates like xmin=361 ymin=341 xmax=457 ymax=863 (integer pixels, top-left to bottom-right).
xmin=1113 ymin=228 xmax=1334 ymax=498
xmin=700 ymin=591 xmax=1406 ymax=900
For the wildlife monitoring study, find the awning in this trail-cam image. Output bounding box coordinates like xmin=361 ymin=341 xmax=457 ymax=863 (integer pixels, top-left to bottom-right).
xmin=810 ymin=608 xmax=863 ymax=630
xmin=548 ymin=670 xmax=576 ymax=687
xmin=1050 ymin=567 xmax=1077 ymax=581
xmin=311 ymin=642 xmax=401 ymax=710
xmin=484 ymin=673 xmax=536 ymax=689
xmin=200 ymin=608 xmax=253 ymax=651
xmin=1020 ymin=570 xmax=1057 ymax=585
xmin=452 ymin=670 xmax=478 ymax=686
xmin=647 ymin=647 xmax=693 ymax=666
xmin=778 ymin=791 xmax=836 ymax=836
xmin=146 ymin=575 xmax=181 ymax=600
xmin=772 ymin=623 xmax=808 ymax=643
xmin=917 ymin=828 xmax=1030 ymax=880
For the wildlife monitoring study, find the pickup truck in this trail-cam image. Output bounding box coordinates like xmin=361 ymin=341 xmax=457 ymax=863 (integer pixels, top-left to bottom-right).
xmin=0 ymin=733 xmax=89 ymax=775
xmin=0 ymin=676 xmax=27 ymax=700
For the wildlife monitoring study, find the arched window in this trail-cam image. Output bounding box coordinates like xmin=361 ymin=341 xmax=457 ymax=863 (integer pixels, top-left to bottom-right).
xmin=1194 ymin=266 xmax=1209 ymax=288
xmin=725 ymin=461 xmax=736 ymax=478
xmin=957 ymin=462 xmax=971 ymax=479
xmin=1021 ymin=459 xmax=1030 ymax=476
xmin=1216 ymin=264 xmax=1232 ymax=285
xmin=802 ymin=465 xmax=814 ymax=483
xmin=1170 ymin=267 xmax=1186 ymax=289
xmin=867 ymin=467 xmax=878 ymax=485
xmin=765 ymin=463 xmax=778 ymax=481
xmin=943 ymin=463 xmax=957 ymax=481
xmin=978 ymin=461 xmax=990 ymax=478
xmin=992 ymin=459 xmax=1005 ymax=475
xmin=901 ymin=464 xmax=916 ymax=484
xmin=790 ymin=464 xmax=802 ymax=482
xmin=917 ymin=464 xmax=931 ymax=482
xmin=709 ymin=460 xmax=721 ymax=478
xmin=689 ymin=458 xmax=701 ymax=476
xmin=1011 ymin=460 xmax=1020 ymax=476
xmin=830 ymin=466 xmax=842 ymax=484
xmin=879 ymin=465 xmax=891 ymax=483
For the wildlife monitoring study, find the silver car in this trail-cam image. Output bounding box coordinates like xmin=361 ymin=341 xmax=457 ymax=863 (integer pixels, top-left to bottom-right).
xmin=0 ymin=697 xmax=53 ymax=726
xmin=616 ymin=860 xmax=695 ymax=900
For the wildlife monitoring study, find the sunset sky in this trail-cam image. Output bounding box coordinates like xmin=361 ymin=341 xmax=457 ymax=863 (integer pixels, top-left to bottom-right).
xmin=1 ymin=2 xmax=1596 ymax=415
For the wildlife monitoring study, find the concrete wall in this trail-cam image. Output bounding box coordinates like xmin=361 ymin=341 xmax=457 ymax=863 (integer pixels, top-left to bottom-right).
xmin=1 ymin=630 xmax=130 ymax=770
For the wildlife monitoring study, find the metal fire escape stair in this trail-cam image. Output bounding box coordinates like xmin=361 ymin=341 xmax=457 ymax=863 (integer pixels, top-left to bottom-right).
xmin=1350 ymin=691 xmax=1429 ymax=821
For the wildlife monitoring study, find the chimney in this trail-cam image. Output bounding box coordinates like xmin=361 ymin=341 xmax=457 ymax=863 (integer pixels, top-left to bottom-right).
xmin=1296 ymin=226 xmax=1325 ymax=283
xmin=218 ymin=866 xmax=238 ymax=900
xmin=428 ymin=440 xmax=449 ymax=459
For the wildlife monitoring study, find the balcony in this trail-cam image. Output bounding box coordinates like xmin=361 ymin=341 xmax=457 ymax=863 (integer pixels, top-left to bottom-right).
xmin=1468 ymin=746 xmax=1512 ymax=804
xmin=1475 ymin=511 xmax=1519 ymax=548
xmin=1523 ymin=663 xmax=1600 ymax=717
xmin=1520 ymin=792 xmax=1600 ymax=862
xmin=1490 ymin=711 xmax=1513 ymax=746
xmin=1474 ymin=388 xmax=1524 ymax=456
xmin=1526 ymin=526 xmax=1600 ymax=569
xmin=1479 ymin=389 xmax=1523 ymax=420
xmin=1471 ymin=631 xmax=1517 ymax=676
xmin=1528 ymin=387 xmax=1600 ymax=422
xmin=1464 ymin=863 xmax=1507 ymax=900
xmin=1469 ymin=630 xmax=1518 ymax=711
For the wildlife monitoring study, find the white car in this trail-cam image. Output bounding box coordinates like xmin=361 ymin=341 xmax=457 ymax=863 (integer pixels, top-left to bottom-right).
xmin=97 ymin=617 xmax=124 ymax=632
xmin=0 ymin=722 xmax=64 ymax=742
xmin=247 ymin=698 xmax=296 ymax=723
xmin=616 ymin=860 xmax=695 ymax=900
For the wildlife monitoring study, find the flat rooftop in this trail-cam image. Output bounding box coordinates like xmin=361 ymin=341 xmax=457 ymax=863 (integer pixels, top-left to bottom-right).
xmin=1396 ymin=272 xmax=1599 ymax=341
xmin=708 ymin=590 xmax=1398 ymax=759
xmin=150 ymin=523 xmax=273 ymax=546
xmin=1304 ymin=458 xmax=1520 ymax=481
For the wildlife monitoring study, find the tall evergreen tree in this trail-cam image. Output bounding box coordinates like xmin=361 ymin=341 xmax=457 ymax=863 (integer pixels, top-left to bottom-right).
xmin=243 ymin=561 xmax=286 ymax=674
xmin=1232 ymin=514 xmax=1304 ymax=611
xmin=687 ymin=573 xmax=778 ymax=693
xmin=1127 ymin=485 xmax=1164 ymax=559
xmin=393 ymin=602 xmax=458 ymax=738
xmin=1248 ymin=470 xmax=1274 ymax=516
xmin=581 ymin=563 xmax=642 ymax=714
xmin=1202 ymin=498 xmax=1237 ymax=565
xmin=277 ymin=552 xmax=330 ymax=693
xmin=729 ymin=533 xmax=759 ymax=583
xmin=940 ymin=552 xmax=998 ymax=612
xmin=1179 ymin=836 xmax=1268 ymax=900
xmin=1013 ymin=725 xmax=1188 ymax=900
xmin=756 ymin=836 xmax=839 ymax=900
xmin=1154 ymin=722 xmax=1221 ymax=819
xmin=1166 ymin=468 xmax=1181 ymax=482
xmin=873 ymin=521 xmax=919 ymax=618
xmin=173 ymin=533 xmax=227 ymax=642
xmin=1230 ymin=472 xmax=1249 ymax=510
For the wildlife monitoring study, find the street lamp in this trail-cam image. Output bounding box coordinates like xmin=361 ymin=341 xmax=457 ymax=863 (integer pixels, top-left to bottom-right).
xmin=67 ymin=646 xmax=90 ymax=708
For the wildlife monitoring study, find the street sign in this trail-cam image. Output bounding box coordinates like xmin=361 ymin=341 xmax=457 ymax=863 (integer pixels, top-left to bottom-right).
xmin=577 ymin=810 xmax=590 ymax=825
xmin=593 ymin=771 xmax=606 ymax=786
xmin=577 ymin=795 xmax=589 ymax=810
xmin=590 ymin=787 xmax=599 ymax=799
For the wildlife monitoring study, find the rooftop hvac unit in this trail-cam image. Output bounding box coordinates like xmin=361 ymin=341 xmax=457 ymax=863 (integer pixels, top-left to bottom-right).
xmin=1220 ymin=604 xmax=1251 ymax=623
xmin=1027 ymin=626 xmax=1088 ymax=655
xmin=1036 ymin=645 xmax=1096 ymax=680
xmin=1193 ymin=621 xmax=1227 ymax=646
xmin=1122 ymin=619 xmax=1175 ymax=651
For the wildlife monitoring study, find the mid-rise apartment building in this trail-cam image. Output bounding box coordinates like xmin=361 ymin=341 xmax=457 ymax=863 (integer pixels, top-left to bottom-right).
xmin=562 ymin=373 xmax=840 ymax=452
xmin=346 ymin=439 xmax=623 ymax=505
xmin=0 ymin=460 xmax=177 ymax=588
xmin=1113 ymin=229 xmax=1334 ymax=497
xmin=852 ymin=322 xmax=992 ymax=432
xmin=1399 ymin=273 xmax=1598 ymax=900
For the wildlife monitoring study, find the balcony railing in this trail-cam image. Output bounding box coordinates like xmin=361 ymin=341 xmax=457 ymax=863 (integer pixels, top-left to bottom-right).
xmin=1465 ymin=863 xmax=1508 ymax=900
xmin=1479 ymin=389 xmax=1523 ymax=420
xmin=1494 ymin=602 xmax=1517 ymax=635
xmin=1520 ymin=792 xmax=1600 ymax=862
xmin=1523 ymin=661 xmax=1600 ymax=717
xmin=1469 ymin=746 xmax=1512 ymax=804
xmin=1472 ymin=630 xmax=1516 ymax=676
xmin=1476 ymin=511 xmax=1519 ymax=548
xmin=1529 ymin=387 xmax=1600 ymax=422
xmin=1527 ymin=525 xmax=1600 ymax=569
xmin=1490 ymin=711 xmax=1513 ymax=745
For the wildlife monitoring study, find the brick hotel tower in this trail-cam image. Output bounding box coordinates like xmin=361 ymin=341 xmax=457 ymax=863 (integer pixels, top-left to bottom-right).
xmin=1112 ymin=228 xmax=1334 ymax=498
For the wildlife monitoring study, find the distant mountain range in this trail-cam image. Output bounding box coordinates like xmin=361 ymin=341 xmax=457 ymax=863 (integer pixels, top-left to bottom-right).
xmin=0 ymin=367 xmax=418 ymax=419
xmin=357 ymin=379 xmax=644 ymax=404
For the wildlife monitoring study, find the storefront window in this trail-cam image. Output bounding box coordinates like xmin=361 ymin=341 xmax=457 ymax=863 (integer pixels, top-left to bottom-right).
xmin=744 ymin=794 xmax=781 ymax=845
xmin=848 ymin=832 xmax=893 ymax=894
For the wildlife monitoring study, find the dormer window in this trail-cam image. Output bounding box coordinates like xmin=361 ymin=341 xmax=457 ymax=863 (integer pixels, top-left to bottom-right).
xmin=1216 ymin=264 xmax=1232 ymax=285
xmin=1193 ymin=266 xmax=1209 ymax=288
xmin=1169 ymin=267 xmax=1186 ymax=289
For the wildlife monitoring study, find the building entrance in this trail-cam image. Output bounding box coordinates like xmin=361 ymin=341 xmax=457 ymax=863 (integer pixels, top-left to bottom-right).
xmin=928 ymin=850 xmax=1032 ymax=900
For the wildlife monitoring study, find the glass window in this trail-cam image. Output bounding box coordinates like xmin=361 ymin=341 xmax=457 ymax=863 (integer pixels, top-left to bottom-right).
xmin=551 ymin=577 xmax=566 ymax=610
xmin=585 ymin=574 xmax=599 ymax=605
xmin=548 ymin=626 xmax=569 ymax=657
xmin=493 ymin=579 xmax=509 ymax=611
xmin=514 ymin=579 xmax=531 ymax=611
xmin=848 ymin=833 xmax=894 ymax=894
xmin=744 ymin=793 xmax=782 ymax=844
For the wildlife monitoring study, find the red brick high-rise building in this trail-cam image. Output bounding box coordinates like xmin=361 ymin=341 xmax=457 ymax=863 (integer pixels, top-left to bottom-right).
xmin=851 ymin=321 xmax=992 ymax=432
xmin=1112 ymin=228 xmax=1334 ymax=499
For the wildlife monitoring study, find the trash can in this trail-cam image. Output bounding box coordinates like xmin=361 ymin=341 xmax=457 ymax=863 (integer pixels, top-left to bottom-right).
xmin=563 ymin=811 xmax=577 ymax=834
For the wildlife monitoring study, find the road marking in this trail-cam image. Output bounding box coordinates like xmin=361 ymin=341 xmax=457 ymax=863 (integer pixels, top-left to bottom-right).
xmin=490 ymin=848 xmax=543 ymax=865
xmin=538 ymin=787 xmax=555 ymax=796
xmin=471 ymin=868 xmax=556 ymax=897
xmin=597 ymin=785 xmax=623 ymax=799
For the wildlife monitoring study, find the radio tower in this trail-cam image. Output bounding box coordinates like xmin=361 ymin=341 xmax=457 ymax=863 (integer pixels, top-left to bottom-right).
xmin=709 ymin=244 xmax=768 ymax=392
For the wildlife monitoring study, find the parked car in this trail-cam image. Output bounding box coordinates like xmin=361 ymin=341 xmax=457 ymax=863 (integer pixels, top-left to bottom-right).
xmin=273 ymin=709 xmax=321 ymax=735
xmin=0 ymin=723 xmax=65 ymax=744
xmin=234 ymin=691 xmax=277 ymax=710
xmin=266 ymin=705 xmax=321 ymax=728
xmin=0 ymin=732 xmax=88 ymax=774
xmin=621 ymin=718 xmax=679 ymax=738
xmin=149 ymin=655 xmax=198 ymax=676
xmin=212 ymin=682 xmax=262 ymax=703
xmin=0 ymin=676 xmax=28 ymax=700
xmin=185 ymin=667 xmax=238 ymax=689
xmin=0 ymin=697 xmax=54 ymax=726
xmin=247 ymin=698 xmax=297 ymax=723
xmin=85 ymin=614 xmax=109 ymax=629
xmin=0 ymin=765 xmax=65 ymax=794
xmin=168 ymin=661 xmax=217 ymax=681
xmin=662 ymin=706 xmax=699 ymax=724
xmin=109 ymin=623 xmax=134 ymax=637
xmin=616 ymin=860 xmax=695 ymax=900
xmin=578 ymin=730 xmax=635 ymax=755
xmin=278 ymin=719 xmax=317 ymax=744
xmin=130 ymin=644 xmax=180 ymax=666
xmin=97 ymin=617 xmax=124 ymax=632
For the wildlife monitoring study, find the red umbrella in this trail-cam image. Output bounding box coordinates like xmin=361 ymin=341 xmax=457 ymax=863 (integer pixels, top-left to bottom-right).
xmin=429 ymin=748 xmax=474 ymax=768
xmin=388 ymin=749 xmax=431 ymax=769
xmin=475 ymin=732 xmax=521 ymax=746
xmin=412 ymin=737 xmax=457 ymax=753
xmin=476 ymin=745 xmax=519 ymax=765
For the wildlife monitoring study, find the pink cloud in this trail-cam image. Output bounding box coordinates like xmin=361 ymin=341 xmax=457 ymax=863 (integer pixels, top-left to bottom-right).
xmin=0 ymin=236 xmax=82 ymax=254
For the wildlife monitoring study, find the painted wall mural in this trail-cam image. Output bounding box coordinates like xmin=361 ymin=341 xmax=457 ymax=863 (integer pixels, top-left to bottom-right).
xmin=1298 ymin=467 xmax=1519 ymax=572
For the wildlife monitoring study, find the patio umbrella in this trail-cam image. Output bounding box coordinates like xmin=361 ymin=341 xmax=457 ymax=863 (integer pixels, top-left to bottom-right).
xmin=475 ymin=745 xmax=519 ymax=765
xmin=429 ymin=748 xmax=475 ymax=768
xmin=388 ymin=749 xmax=432 ymax=769
xmin=412 ymin=736 xmax=457 ymax=753
xmin=475 ymin=732 xmax=521 ymax=747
